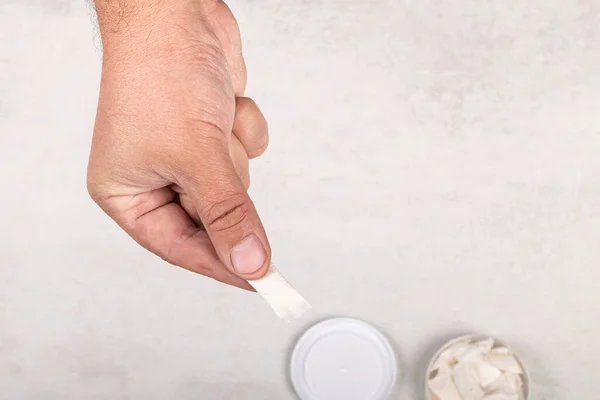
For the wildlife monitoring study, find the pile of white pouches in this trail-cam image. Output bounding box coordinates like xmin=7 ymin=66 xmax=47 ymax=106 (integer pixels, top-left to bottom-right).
xmin=428 ymin=337 xmax=526 ymax=400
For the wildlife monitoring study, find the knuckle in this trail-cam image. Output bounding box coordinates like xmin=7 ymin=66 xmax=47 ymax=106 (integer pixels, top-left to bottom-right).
xmin=236 ymin=97 xmax=256 ymax=114
xmin=248 ymin=132 xmax=268 ymax=158
xmin=165 ymin=228 xmax=203 ymax=265
xmin=86 ymin=171 xmax=105 ymax=204
xmin=255 ymin=127 xmax=269 ymax=155
xmin=201 ymin=193 xmax=251 ymax=233
xmin=245 ymin=122 xmax=268 ymax=158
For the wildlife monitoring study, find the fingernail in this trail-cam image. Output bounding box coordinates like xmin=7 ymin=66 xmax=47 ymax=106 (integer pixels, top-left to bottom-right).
xmin=231 ymin=234 xmax=266 ymax=274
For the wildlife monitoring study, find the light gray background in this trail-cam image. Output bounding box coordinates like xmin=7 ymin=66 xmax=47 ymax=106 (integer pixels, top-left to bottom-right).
xmin=1 ymin=0 xmax=599 ymax=399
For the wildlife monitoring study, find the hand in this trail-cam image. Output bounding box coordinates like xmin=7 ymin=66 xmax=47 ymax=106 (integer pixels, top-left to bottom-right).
xmin=88 ymin=0 xmax=270 ymax=289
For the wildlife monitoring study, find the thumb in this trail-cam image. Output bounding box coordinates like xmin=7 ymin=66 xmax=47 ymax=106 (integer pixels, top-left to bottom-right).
xmin=180 ymin=137 xmax=271 ymax=280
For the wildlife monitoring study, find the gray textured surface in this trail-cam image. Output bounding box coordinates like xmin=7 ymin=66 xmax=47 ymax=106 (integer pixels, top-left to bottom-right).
xmin=1 ymin=1 xmax=599 ymax=399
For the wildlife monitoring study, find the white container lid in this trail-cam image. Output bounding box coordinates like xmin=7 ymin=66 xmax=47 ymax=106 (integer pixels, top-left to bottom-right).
xmin=290 ymin=318 xmax=397 ymax=400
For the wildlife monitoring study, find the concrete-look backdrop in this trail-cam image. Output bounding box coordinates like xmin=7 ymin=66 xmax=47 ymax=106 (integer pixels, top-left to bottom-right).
xmin=1 ymin=0 xmax=599 ymax=399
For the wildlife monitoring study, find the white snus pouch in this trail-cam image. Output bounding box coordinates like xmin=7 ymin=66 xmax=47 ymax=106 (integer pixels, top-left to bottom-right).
xmin=247 ymin=264 xmax=311 ymax=320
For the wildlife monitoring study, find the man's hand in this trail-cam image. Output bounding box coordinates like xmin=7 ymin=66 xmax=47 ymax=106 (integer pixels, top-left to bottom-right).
xmin=88 ymin=0 xmax=270 ymax=289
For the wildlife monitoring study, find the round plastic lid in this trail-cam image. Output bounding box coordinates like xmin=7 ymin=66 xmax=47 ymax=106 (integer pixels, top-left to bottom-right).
xmin=290 ymin=318 xmax=397 ymax=400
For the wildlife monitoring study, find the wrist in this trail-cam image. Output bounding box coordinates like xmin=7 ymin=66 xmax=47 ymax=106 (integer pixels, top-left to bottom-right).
xmin=94 ymin=0 xmax=218 ymax=62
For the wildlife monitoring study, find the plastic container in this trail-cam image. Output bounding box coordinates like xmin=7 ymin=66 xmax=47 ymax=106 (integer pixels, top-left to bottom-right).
xmin=425 ymin=334 xmax=531 ymax=400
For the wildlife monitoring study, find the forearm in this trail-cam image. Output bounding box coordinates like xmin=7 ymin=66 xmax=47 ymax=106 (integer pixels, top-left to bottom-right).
xmin=94 ymin=0 xmax=163 ymax=33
